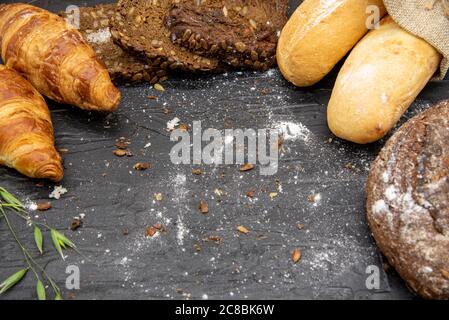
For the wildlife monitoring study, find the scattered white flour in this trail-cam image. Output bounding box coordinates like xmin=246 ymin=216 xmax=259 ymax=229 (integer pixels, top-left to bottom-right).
xmin=384 ymin=185 xmax=398 ymax=201
xmin=167 ymin=117 xmax=181 ymax=131
xmin=274 ymin=121 xmax=311 ymax=143
xmin=172 ymin=173 xmax=190 ymax=245
xmin=311 ymin=193 xmax=322 ymax=207
xmin=26 ymin=201 xmax=38 ymax=211
xmin=86 ymin=28 xmax=111 ymax=45
xmin=382 ymin=171 xmax=390 ymax=183
xmin=372 ymin=200 xmax=389 ymax=215
xmin=49 ymin=186 xmax=67 ymax=199
xmin=176 ymin=216 xmax=189 ymax=246
xmin=172 ymin=173 xmax=188 ymax=203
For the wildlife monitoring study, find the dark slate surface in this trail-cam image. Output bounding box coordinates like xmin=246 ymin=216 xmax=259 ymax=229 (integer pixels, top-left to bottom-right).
xmin=1 ymin=0 xmax=448 ymax=300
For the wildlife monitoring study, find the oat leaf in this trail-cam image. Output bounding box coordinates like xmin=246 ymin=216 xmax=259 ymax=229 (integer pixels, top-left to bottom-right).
xmin=0 ymin=268 xmax=28 ymax=294
xmin=55 ymin=230 xmax=76 ymax=249
xmin=0 ymin=187 xmax=24 ymax=210
xmin=34 ymin=226 xmax=43 ymax=255
xmin=51 ymin=229 xmax=64 ymax=260
xmin=36 ymin=280 xmax=46 ymax=300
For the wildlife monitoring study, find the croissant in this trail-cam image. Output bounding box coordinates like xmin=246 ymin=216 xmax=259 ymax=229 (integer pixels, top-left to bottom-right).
xmin=0 ymin=3 xmax=121 ymax=112
xmin=0 ymin=64 xmax=63 ymax=181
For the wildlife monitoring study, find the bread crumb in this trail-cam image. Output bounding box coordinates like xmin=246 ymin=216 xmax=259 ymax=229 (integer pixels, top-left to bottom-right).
xmin=49 ymin=186 xmax=68 ymax=199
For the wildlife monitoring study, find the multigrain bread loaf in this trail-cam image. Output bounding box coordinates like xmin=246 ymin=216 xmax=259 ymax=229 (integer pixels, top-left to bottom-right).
xmin=0 ymin=64 xmax=63 ymax=182
xmin=366 ymin=100 xmax=449 ymax=299
xmin=110 ymin=0 xmax=219 ymax=72
xmin=0 ymin=3 xmax=121 ymax=112
xmin=62 ymin=4 xmax=167 ymax=84
xmin=327 ymin=16 xmax=441 ymax=144
xmin=166 ymin=0 xmax=288 ymax=70
xmin=277 ymin=0 xmax=386 ymax=87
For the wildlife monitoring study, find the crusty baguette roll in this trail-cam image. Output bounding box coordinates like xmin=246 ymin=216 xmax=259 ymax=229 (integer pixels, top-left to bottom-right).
xmin=277 ymin=0 xmax=386 ymax=87
xmin=327 ymin=16 xmax=441 ymax=144
xmin=0 ymin=64 xmax=63 ymax=181
xmin=0 ymin=3 xmax=120 ymax=112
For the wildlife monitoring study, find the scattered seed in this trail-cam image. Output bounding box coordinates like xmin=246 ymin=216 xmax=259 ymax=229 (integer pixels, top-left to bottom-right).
xmin=240 ymin=163 xmax=254 ymax=172
xmin=154 ymin=223 xmax=162 ymax=230
xmin=205 ymin=236 xmax=222 ymax=243
xmin=179 ymin=123 xmax=189 ymax=132
xmin=113 ymin=149 xmax=127 ymax=157
xmin=146 ymin=226 xmax=157 ymax=237
xmin=441 ymin=269 xmax=449 ymax=280
xmin=297 ymin=223 xmax=305 ymax=230
xmin=115 ymin=137 xmax=130 ymax=149
xmin=70 ymin=218 xmax=82 ymax=231
xmin=154 ymin=193 xmax=163 ymax=201
xmin=147 ymin=95 xmax=157 ymax=100
xmin=292 ymin=249 xmax=302 ymax=263
xmin=133 ymin=162 xmax=151 ymax=171
xmin=36 ymin=201 xmax=52 ymax=211
xmin=307 ymin=193 xmax=321 ymax=204
xmin=192 ymin=168 xmax=202 ymax=175
xmin=194 ymin=244 xmax=202 ymax=252
xmin=154 ymin=83 xmax=165 ymax=92
xmin=269 ymin=192 xmax=278 ymax=200
xmin=214 ymin=189 xmax=224 ymax=202
xmin=199 ymin=200 xmax=209 ymax=214
xmin=115 ymin=142 xmax=128 ymax=149
xmin=237 ymin=225 xmax=249 ymax=234
xmin=246 ymin=190 xmax=254 ymax=198
xmin=123 ymin=228 xmax=129 ymax=236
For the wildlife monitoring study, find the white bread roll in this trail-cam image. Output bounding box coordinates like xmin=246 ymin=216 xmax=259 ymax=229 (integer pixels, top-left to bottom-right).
xmin=277 ymin=0 xmax=386 ymax=87
xmin=327 ymin=16 xmax=441 ymax=144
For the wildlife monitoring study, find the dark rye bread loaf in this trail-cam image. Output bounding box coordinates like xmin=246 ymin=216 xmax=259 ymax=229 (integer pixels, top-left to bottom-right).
xmin=366 ymin=100 xmax=449 ymax=299
xmin=110 ymin=0 xmax=219 ymax=72
xmin=165 ymin=0 xmax=288 ymax=71
xmin=61 ymin=4 xmax=167 ymax=84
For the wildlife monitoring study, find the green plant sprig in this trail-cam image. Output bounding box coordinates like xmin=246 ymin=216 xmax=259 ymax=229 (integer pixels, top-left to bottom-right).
xmin=0 ymin=187 xmax=79 ymax=300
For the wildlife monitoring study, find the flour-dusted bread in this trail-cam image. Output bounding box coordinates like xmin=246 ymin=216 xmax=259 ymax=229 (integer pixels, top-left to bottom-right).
xmin=366 ymin=100 xmax=449 ymax=299
xmin=61 ymin=4 xmax=167 ymax=84
xmin=327 ymin=16 xmax=441 ymax=144
xmin=277 ymin=0 xmax=386 ymax=87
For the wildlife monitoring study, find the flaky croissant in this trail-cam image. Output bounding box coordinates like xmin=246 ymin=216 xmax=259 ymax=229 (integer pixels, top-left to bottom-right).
xmin=0 ymin=64 xmax=63 ymax=181
xmin=0 ymin=3 xmax=121 ymax=112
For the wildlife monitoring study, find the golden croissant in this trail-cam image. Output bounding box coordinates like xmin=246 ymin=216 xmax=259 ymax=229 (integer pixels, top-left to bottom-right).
xmin=0 ymin=3 xmax=121 ymax=112
xmin=0 ymin=64 xmax=63 ymax=181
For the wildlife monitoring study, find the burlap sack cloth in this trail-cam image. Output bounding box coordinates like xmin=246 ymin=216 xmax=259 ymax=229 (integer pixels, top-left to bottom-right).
xmin=383 ymin=0 xmax=449 ymax=79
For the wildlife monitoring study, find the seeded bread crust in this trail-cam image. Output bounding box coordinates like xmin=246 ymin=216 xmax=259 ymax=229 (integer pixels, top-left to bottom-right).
xmin=165 ymin=0 xmax=288 ymax=70
xmin=61 ymin=4 xmax=167 ymax=84
xmin=366 ymin=100 xmax=449 ymax=299
xmin=110 ymin=0 xmax=219 ymax=72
